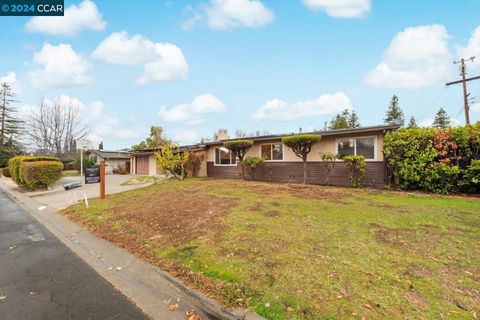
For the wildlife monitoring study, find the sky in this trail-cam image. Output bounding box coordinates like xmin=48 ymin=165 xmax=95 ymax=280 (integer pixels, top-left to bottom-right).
xmin=1 ymin=0 xmax=480 ymax=150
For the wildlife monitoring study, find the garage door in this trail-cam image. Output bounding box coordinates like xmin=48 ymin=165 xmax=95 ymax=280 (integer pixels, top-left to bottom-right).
xmin=136 ymin=156 xmax=149 ymax=175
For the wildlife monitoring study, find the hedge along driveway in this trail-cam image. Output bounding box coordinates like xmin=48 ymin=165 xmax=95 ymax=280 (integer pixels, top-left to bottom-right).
xmin=61 ymin=178 xmax=480 ymax=320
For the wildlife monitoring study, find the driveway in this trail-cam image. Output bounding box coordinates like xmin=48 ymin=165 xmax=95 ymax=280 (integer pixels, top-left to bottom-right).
xmin=0 ymin=190 xmax=149 ymax=320
xmin=17 ymin=174 xmax=160 ymax=210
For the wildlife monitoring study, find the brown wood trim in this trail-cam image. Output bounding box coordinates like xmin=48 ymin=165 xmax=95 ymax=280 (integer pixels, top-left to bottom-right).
xmin=207 ymin=161 xmax=386 ymax=188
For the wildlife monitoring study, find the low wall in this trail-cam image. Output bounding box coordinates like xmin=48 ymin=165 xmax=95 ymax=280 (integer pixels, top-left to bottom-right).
xmin=207 ymin=161 xmax=386 ymax=188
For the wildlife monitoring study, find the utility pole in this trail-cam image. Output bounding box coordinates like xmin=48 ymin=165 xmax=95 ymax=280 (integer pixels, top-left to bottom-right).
xmin=445 ymin=57 xmax=480 ymax=126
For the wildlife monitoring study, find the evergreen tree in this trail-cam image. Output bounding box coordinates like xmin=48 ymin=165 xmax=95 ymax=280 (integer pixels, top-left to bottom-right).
xmin=0 ymin=83 xmax=23 ymax=167
xmin=329 ymin=109 xmax=360 ymax=129
xmin=99 ymin=141 xmax=104 ymax=150
xmin=432 ymin=107 xmax=451 ymax=129
xmin=348 ymin=110 xmax=361 ymax=128
xmin=407 ymin=116 xmax=418 ymax=128
xmin=384 ymin=95 xmax=404 ymax=125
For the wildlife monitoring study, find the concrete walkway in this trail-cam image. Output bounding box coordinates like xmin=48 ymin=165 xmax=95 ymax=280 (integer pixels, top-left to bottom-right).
xmin=0 ymin=190 xmax=149 ymax=320
xmin=3 ymin=174 xmax=158 ymax=210
xmin=0 ymin=178 xmax=262 ymax=320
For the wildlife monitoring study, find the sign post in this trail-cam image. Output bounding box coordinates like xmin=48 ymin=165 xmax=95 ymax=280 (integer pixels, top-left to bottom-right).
xmin=76 ymin=139 xmax=93 ymax=177
xmin=100 ymin=160 xmax=105 ymax=199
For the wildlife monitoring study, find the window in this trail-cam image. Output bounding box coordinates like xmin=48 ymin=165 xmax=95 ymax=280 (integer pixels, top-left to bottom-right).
xmin=261 ymin=143 xmax=283 ymax=161
xmin=336 ymin=137 xmax=376 ymax=160
xmin=214 ymin=147 xmax=236 ymax=165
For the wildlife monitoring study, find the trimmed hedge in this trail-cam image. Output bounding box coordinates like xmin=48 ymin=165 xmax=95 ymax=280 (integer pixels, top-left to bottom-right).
xmin=1 ymin=167 xmax=11 ymax=177
xmin=20 ymin=161 xmax=63 ymax=189
xmin=384 ymin=122 xmax=480 ymax=194
xmin=8 ymin=156 xmax=62 ymax=187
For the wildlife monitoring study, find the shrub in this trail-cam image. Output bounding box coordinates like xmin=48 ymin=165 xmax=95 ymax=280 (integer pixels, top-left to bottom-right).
xmin=155 ymin=144 xmax=190 ymax=180
xmin=461 ymin=160 xmax=480 ymax=193
xmin=20 ymin=161 xmax=63 ymax=189
xmin=242 ymin=156 xmax=265 ymax=180
xmin=223 ymin=140 xmax=254 ymax=180
xmin=75 ymin=157 xmax=94 ymax=172
xmin=343 ymin=155 xmax=366 ymax=188
xmin=282 ymin=134 xmax=321 ymax=184
xmin=384 ymin=123 xmax=480 ymax=194
xmin=2 ymin=167 xmax=11 ymax=177
xmin=9 ymin=156 xmax=60 ymax=185
xmin=320 ymin=152 xmax=337 ymax=185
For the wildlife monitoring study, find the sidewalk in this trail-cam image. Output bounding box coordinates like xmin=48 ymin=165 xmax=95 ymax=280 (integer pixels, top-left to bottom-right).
xmin=0 ymin=178 xmax=263 ymax=320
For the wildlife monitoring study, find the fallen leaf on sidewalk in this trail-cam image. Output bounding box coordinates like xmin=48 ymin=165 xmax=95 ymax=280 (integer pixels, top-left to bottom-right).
xmin=163 ymin=298 xmax=171 ymax=304
xmin=169 ymin=304 xmax=179 ymax=311
xmin=185 ymin=310 xmax=202 ymax=320
xmin=9 ymin=246 xmax=16 ymax=250
xmin=0 ymin=295 xmax=6 ymax=300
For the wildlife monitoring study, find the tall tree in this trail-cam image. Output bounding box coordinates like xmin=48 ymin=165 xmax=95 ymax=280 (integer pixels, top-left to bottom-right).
xmin=348 ymin=110 xmax=361 ymax=128
xmin=132 ymin=126 xmax=170 ymax=150
xmin=407 ymin=116 xmax=418 ymax=128
xmin=432 ymin=107 xmax=451 ymax=129
xmin=98 ymin=141 xmax=104 ymax=150
xmin=27 ymin=97 xmax=89 ymax=158
xmin=0 ymin=83 xmax=24 ymax=167
xmin=329 ymin=109 xmax=360 ymax=129
xmin=384 ymin=95 xmax=404 ymax=125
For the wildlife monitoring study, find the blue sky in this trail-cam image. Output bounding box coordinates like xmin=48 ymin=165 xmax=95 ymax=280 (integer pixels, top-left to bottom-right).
xmin=1 ymin=0 xmax=480 ymax=150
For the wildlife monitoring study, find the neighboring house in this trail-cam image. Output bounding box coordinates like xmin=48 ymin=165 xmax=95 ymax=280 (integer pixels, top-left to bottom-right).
xmin=85 ymin=149 xmax=131 ymax=174
xmin=130 ymin=124 xmax=399 ymax=188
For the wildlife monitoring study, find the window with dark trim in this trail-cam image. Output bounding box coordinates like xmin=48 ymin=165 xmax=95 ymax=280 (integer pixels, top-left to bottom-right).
xmin=214 ymin=147 xmax=236 ymax=165
xmin=336 ymin=137 xmax=375 ymax=160
xmin=261 ymin=143 xmax=283 ymax=161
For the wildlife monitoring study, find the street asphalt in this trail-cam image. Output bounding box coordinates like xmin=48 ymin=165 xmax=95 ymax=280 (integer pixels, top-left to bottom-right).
xmin=0 ymin=190 xmax=149 ymax=320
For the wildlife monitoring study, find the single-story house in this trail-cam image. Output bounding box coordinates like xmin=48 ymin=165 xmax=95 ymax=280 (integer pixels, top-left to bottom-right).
xmin=130 ymin=124 xmax=399 ymax=187
xmin=85 ymin=149 xmax=131 ymax=174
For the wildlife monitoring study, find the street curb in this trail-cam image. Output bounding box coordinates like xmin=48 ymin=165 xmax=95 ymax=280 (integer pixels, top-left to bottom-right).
xmin=0 ymin=179 xmax=264 ymax=320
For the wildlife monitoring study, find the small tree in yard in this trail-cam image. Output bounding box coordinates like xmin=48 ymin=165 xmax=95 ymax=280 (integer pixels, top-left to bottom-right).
xmin=282 ymin=134 xmax=321 ymax=184
xmin=155 ymin=144 xmax=190 ymax=180
xmin=433 ymin=107 xmax=451 ymax=129
xmin=242 ymin=156 xmax=265 ymax=180
xmin=320 ymin=152 xmax=337 ymax=185
xmin=223 ymin=140 xmax=253 ymax=180
xmin=343 ymin=155 xmax=366 ymax=188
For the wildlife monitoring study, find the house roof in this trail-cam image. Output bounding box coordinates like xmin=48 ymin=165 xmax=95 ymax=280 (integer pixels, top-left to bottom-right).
xmin=203 ymin=124 xmax=401 ymax=146
xmin=128 ymin=124 xmax=400 ymax=156
xmin=87 ymin=149 xmax=130 ymax=159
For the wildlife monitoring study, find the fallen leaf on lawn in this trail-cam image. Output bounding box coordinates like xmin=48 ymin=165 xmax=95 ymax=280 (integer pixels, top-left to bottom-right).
xmin=0 ymin=295 xmax=6 ymax=300
xmin=287 ymin=307 xmax=294 ymax=312
xmin=473 ymin=311 xmax=477 ymax=320
xmin=364 ymin=303 xmax=372 ymax=310
xmin=265 ymin=302 xmax=271 ymax=308
xmin=185 ymin=310 xmax=202 ymax=320
xmin=352 ymin=312 xmax=358 ymax=316
xmin=464 ymin=270 xmax=473 ymax=275
xmin=449 ymin=310 xmax=460 ymax=314
xmin=169 ymin=304 xmax=179 ymax=311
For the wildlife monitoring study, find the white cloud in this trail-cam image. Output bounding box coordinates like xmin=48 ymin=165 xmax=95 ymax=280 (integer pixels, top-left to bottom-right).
xmin=0 ymin=71 xmax=21 ymax=94
xmin=457 ymin=26 xmax=480 ymax=70
xmin=27 ymin=43 xmax=92 ymax=89
xmin=252 ymin=92 xmax=352 ymax=122
xmin=301 ymin=0 xmax=370 ymax=18
xmin=114 ymin=129 xmax=140 ymax=139
xmin=158 ymin=93 xmax=226 ymax=125
xmin=183 ymin=0 xmax=275 ymax=31
xmin=471 ymin=102 xmax=480 ymax=113
xmin=365 ymin=24 xmax=452 ymax=89
xmin=25 ymin=0 xmax=106 ymax=36
xmin=92 ymin=31 xmax=188 ymax=84
xmin=173 ymin=130 xmax=199 ymax=145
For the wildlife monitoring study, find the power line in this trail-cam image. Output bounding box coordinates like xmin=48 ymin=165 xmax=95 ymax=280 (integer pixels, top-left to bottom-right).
xmin=445 ymin=56 xmax=479 ymax=126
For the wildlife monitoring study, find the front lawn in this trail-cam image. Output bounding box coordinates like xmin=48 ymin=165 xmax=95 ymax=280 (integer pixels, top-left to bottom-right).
xmin=61 ymin=179 xmax=480 ymax=320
